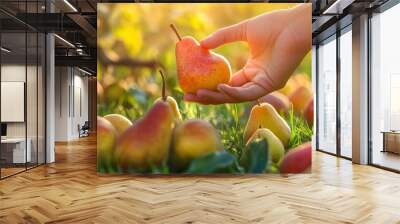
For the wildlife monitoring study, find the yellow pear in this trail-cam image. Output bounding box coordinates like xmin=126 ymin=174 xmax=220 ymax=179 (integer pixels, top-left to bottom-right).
xmin=288 ymin=86 xmax=313 ymax=115
xmin=97 ymin=116 xmax=117 ymax=171
xmin=104 ymin=114 xmax=132 ymax=136
xmin=244 ymin=103 xmax=291 ymax=147
xmin=278 ymin=73 xmax=311 ymax=97
xmin=154 ymin=70 xmax=182 ymax=122
xmin=172 ymin=119 xmax=222 ymax=169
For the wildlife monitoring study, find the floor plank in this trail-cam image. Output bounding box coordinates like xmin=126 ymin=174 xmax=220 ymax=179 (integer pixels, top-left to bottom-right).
xmin=0 ymin=135 xmax=399 ymax=224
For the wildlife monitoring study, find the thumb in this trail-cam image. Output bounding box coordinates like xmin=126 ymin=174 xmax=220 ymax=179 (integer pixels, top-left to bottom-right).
xmin=200 ymin=21 xmax=247 ymax=49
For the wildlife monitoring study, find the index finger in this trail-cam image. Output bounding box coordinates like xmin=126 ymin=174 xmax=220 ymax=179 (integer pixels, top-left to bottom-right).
xmin=200 ymin=21 xmax=247 ymax=49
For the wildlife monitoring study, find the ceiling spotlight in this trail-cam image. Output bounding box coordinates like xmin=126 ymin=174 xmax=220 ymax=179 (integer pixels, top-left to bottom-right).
xmin=54 ymin=34 xmax=75 ymax=48
xmin=63 ymin=0 xmax=78 ymax=12
xmin=1 ymin=47 xmax=11 ymax=53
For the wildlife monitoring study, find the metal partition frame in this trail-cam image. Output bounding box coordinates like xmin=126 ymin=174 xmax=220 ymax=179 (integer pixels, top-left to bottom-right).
xmin=0 ymin=1 xmax=47 ymax=180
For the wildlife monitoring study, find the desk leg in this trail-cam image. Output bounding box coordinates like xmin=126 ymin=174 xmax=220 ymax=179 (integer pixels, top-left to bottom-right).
xmin=382 ymin=133 xmax=386 ymax=153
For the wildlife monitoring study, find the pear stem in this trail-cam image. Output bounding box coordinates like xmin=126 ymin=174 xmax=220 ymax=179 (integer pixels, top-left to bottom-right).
xmin=159 ymin=70 xmax=167 ymax=101
xmin=170 ymin=24 xmax=182 ymax=41
xmin=256 ymin=99 xmax=261 ymax=106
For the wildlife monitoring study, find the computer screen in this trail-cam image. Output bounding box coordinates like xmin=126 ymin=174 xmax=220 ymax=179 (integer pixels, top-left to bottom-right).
xmin=1 ymin=123 xmax=7 ymax=137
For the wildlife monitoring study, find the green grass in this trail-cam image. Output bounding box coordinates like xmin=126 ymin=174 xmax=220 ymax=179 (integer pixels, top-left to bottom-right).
xmin=286 ymin=109 xmax=313 ymax=149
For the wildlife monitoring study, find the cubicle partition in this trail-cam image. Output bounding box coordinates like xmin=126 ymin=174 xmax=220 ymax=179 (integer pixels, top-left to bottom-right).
xmin=0 ymin=1 xmax=46 ymax=179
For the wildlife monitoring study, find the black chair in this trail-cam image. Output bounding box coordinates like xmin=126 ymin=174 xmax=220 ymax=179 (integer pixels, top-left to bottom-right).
xmin=79 ymin=121 xmax=90 ymax=138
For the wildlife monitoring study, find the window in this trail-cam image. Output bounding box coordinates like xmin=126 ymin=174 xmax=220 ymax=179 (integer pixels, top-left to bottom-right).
xmin=317 ymin=36 xmax=337 ymax=154
xmin=370 ymin=3 xmax=400 ymax=171
xmin=339 ymin=28 xmax=352 ymax=158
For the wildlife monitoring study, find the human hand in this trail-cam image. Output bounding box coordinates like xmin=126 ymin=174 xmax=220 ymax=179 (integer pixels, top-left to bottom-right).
xmin=184 ymin=4 xmax=311 ymax=105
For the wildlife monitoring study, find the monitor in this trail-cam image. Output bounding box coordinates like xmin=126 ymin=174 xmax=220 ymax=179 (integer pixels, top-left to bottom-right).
xmin=1 ymin=123 xmax=7 ymax=137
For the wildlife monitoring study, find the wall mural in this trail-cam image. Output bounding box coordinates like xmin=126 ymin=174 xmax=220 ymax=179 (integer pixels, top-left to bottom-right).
xmin=97 ymin=3 xmax=313 ymax=175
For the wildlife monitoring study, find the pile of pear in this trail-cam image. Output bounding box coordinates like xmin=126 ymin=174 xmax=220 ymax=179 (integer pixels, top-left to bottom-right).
xmin=245 ymin=73 xmax=313 ymax=173
xmin=244 ymin=101 xmax=311 ymax=173
xmin=97 ymin=71 xmax=223 ymax=172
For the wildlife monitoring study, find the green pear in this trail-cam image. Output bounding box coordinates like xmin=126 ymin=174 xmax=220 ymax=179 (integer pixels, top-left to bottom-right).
xmin=246 ymin=128 xmax=285 ymax=164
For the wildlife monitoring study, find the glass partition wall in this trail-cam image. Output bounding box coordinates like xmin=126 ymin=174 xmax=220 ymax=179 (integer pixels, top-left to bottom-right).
xmin=0 ymin=30 xmax=27 ymax=177
xmin=339 ymin=27 xmax=352 ymax=159
xmin=317 ymin=35 xmax=337 ymax=155
xmin=370 ymin=3 xmax=400 ymax=171
xmin=316 ymin=25 xmax=353 ymax=159
xmin=0 ymin=2 xmax=46 ymax=179
xmin=315 ymin=1 xmax=400 ymax=172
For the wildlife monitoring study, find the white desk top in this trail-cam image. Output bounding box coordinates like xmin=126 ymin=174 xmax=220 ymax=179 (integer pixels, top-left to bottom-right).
xmin=1 ymin=138 xmax=28 ymax=143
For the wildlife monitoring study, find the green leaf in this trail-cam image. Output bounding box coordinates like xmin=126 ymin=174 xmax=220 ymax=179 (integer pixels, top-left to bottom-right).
xmin=240 ymin=139 xmax=268 ymax=173
xmin=186 ymin=151 xmax=242 ymax=174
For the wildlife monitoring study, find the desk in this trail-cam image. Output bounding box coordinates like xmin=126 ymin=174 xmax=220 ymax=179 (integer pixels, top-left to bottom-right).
xmin=1 ymin=138 xmax=31 ymax=163
xmin=382 ymin=131 xmax=400 ymax=154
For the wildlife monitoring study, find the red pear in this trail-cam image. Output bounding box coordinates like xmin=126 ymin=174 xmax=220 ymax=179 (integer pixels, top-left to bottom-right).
xmin=254 ymin=92 xmax=291 ymax=115
xmin=115 ymin=101 xmax=174 ymax=170
xmin=171 ymin=24 xmax=231 ymax=94
xmin=288 ymin=86 xmax=312 ymax=115
xmin=280 ymin=142 xmax=312 ymax=173
xmin=304 ymin=98 xmax=314 ymax=127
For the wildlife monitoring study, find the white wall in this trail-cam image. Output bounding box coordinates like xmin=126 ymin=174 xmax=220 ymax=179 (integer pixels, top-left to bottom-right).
xmin=54 ymin=67 xmax=89 ymax=141
xmin=55 ymin=67 xmax=69 ymax=141
xmin=72 ymin=73 xmax=89 ymax=138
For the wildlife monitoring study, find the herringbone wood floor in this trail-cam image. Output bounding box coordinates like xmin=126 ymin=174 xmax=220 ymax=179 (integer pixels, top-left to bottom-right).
xmin=0 ymin=136 xmax=400 ymax=224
